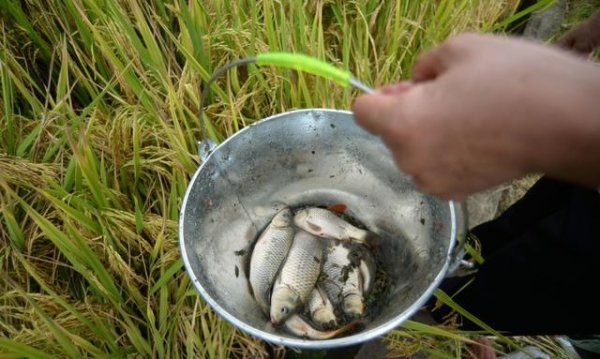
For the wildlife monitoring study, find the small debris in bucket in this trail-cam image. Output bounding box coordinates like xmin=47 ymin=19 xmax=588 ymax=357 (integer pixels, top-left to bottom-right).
xmin=247 ymin=205 xmax=388 ymax=340
xmin=326 ymin=203 xmax=347 ymax=214
xmin=234 ymin=249 xmax=247 ymax=256
xmin=202 ymin=198 xmax=213 ymax=210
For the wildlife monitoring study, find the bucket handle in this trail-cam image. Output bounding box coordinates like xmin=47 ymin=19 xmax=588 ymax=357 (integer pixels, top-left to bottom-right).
xmin=198 ymin=52 xmax=374 ymax=161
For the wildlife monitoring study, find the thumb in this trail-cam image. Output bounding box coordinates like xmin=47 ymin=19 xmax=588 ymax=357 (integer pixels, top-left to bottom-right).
xmin=352 ymin=90 xmax=407 ymax=135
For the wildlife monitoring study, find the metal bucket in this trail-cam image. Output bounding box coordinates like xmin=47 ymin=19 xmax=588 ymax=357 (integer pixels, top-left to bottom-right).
xmin=179 ymin=108 xmax=466 ymax=349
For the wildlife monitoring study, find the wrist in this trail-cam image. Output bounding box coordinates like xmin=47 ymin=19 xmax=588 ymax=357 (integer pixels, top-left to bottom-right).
xmin=533 ymin=63 xmax=600 ymax=185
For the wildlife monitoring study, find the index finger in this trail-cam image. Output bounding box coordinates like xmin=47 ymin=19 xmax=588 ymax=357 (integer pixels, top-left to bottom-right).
xmin=411 ymin=33 xmax=478 ymax=82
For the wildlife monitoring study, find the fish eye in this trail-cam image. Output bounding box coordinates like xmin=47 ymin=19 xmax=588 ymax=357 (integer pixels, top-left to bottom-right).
xmin=281 ymin=307 xmax=288 ymax=314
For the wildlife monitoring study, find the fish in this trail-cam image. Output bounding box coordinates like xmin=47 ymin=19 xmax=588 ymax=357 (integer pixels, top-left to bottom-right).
xmin=283 ymin=314 xmax=358 ymax=340
xmin=293 ymin=207 xmax=379 ymax=247
xmin=270 ymin=230 xmax=324 ymax=325
xmin=321 ymin=243 xmax=365 ymax=318
xmin=248 ymin=208 xmax=295 ymax=315
xmin=307 ymin=284 xmax=337 ymax=329
xmin=359 ymin=250 xmax=376 ymax=296
xmin=341 ymin=267 xmax=364 ymax=318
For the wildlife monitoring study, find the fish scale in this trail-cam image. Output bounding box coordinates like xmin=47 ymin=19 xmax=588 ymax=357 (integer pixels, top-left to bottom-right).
xmin=321 ymin=243 xmax=363 ymax=315
xmin=269 ymin=230 xmax=325 ymax=324
xmin=249 ymin=208 xmax=295 ymax=314
xmin=278 ymin=231 xmax=324 ymax=298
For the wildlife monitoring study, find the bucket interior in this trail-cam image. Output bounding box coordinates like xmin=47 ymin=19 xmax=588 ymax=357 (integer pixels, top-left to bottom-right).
xmin=180 ymin=109 xmax=458 ymax=348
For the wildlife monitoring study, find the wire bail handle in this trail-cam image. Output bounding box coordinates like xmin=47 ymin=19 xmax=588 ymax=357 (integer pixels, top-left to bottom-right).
xmin=197 ymin=52 xmax=374 ymax=160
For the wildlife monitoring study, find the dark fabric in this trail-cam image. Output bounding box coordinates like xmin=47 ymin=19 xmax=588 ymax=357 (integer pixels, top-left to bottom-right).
xmin=431 ymin=177 xmax=600 ymax=336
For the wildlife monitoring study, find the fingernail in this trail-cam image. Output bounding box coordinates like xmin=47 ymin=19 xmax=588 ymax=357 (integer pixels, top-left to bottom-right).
xmin=380 ymin=81 xmax=413 ymax=95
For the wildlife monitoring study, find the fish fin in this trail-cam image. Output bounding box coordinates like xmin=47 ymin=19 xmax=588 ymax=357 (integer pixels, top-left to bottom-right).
xmin=326 ymin=319 xmax=360 ymax=339
xmin=326 ymin=203 xmax=347 ymax=214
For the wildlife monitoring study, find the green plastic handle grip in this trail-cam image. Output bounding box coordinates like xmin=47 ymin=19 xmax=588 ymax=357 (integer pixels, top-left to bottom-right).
xmin=255 ymin=52 xmax=351 ymax=87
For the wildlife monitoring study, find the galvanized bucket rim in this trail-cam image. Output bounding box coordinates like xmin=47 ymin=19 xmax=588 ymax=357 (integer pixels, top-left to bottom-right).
xmin=179 ymin=108 xmax=460 ymax=349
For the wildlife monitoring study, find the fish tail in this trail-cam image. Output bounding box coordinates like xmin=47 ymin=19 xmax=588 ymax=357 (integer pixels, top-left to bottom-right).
xmin=285 ymin=315 xmax=358 ymax=340
xmin=324 ymin=320 xmax=360 ymax=339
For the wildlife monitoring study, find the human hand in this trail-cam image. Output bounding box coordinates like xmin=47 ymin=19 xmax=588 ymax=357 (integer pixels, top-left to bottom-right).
xmin=352 ymin=33 xmax=600 ymax=199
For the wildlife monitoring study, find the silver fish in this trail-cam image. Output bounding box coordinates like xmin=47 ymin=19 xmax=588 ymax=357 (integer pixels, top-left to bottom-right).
xmin=359 ymin=250 xmax=376 ymax=296
xmin=341 ymin=268 xmax=363 ymax=317
xmin=249 ymin=208 xmax=295 ymax=315
xmin=294 ymin=207 xmax=378 ymax=246
xmin=307 ymin=284 xmax=337 ymax=329
xmin=284 ymin=314 xmax=357 ymax=340
xmin=321 ymin=243 xmax=365 ymax=318
xmin=270 ymin=230 xmax=324 ymax=324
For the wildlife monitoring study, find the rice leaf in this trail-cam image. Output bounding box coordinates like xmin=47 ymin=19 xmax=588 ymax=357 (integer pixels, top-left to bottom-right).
xmin=1 ymin=206 xmax=25 ymax=250
xmin=150 ymin=259 xmax=183 ymax=295
xmin=0 ymin=338 xmax=58 ymax=359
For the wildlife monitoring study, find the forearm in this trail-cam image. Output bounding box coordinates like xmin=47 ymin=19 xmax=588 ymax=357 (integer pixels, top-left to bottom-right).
xmin=531 ymin=63 xmax=600 ymax=186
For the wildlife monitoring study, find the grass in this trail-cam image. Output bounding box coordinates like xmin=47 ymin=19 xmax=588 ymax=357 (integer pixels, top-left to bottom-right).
xmin=0 ymin=0 xmax=571 ymax=357
xmin=560 ymin=0 xmax=600 ymax=34
xmin=558 ymin=0 xmax=600 ymax=59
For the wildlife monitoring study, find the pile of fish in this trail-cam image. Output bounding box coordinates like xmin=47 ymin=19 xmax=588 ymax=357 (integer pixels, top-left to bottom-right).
xmin=249 ymin=206 xmax=379 ymax=340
